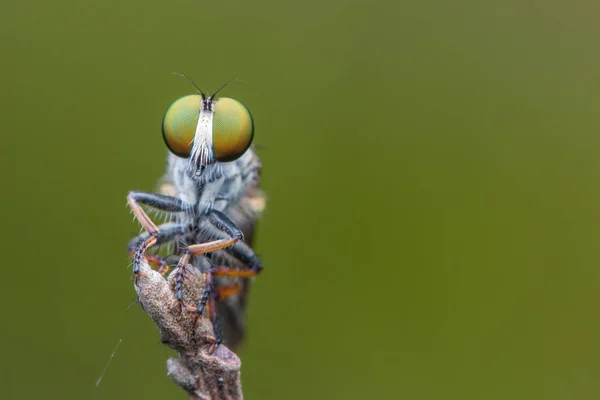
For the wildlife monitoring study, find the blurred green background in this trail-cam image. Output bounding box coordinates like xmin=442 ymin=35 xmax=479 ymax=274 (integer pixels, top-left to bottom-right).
xmin=2 ymin=0 xmax=600 ymax=399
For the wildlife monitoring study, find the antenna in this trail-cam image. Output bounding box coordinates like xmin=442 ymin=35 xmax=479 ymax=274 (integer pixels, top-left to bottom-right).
xmin=209 ymin=78 xmax=240 ymax=99
xmin=172 ymin=72 xmax=207 ymax=100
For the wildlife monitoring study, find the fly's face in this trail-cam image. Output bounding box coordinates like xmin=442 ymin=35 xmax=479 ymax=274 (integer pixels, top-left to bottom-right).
xmin=161 ymin=89 xmax=254 ymax=180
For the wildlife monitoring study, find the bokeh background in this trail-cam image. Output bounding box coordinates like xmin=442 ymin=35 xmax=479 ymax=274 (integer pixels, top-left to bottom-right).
xmin=2 ymin=0 xmax=600 ymax=399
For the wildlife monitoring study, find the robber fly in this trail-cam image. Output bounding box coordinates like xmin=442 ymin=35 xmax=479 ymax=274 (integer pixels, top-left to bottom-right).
xmin=127 ymin=75 xmax=265 ymax=350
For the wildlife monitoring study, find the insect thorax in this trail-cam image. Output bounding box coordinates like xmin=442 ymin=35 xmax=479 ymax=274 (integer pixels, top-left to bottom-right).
xmin=165 ymin=148 xmax=261 ymax=217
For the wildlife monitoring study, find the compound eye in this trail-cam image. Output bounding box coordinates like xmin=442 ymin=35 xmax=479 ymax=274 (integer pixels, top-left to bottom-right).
xmin=212 ymin=97 xmax=254 ymax=162
xmin=162 ymin=94 xmax=202 ymax=158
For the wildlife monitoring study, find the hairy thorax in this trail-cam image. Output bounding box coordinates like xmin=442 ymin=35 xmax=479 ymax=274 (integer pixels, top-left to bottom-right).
xmin=166 ymin=148 xmax=261 ymax=217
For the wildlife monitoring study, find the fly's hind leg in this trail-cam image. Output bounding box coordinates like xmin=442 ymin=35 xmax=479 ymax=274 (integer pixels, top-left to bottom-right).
xmin=127 ymin=191 xmax=189 ymax=277
xmin=214 ymin=282 xmax=243 ymax=300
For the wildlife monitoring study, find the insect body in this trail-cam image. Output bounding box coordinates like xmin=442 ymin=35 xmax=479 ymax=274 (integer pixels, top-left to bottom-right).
xmin=127 ymin=76 xmax=264 ymax=349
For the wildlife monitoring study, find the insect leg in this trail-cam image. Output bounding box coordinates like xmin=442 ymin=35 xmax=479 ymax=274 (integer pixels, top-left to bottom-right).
xmin=127 ymin=191 xmax=190 ymax=276
xmin=192 ymin=279 xmax=243 ymax=312
xmin=214 ymin=283 xmax=243 ymax=300
xmin=209 ymin=294 xmax=223 ymax=349
xmin=204 ymin=274 xmax=223 ymax=352
xmin=199 ymin=214 xmax=264 ymax=278
xmin=170 ymin=252 xmax=195 ymax=311
xmin=128 ymin=191 xmax=187 ymax=212
xmin=190 ymin=272 xmax=213 ymax=316
xmin=128 ymin=222 xmax=190 ymax=275
xmin=211 ymin=241 xmax=263 ymax=277
xmin=185 ymin=210 xmax=245 ymax=256
xmin=184 ymin=270 xmax=223 ymax=350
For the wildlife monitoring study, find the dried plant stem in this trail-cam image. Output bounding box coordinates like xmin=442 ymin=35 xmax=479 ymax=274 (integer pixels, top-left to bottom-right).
xmin=134 ymin=258 xmax=243 ymax=400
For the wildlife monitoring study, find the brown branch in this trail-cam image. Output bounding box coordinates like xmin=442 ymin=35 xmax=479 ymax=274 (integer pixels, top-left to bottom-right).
xmin=134 ymin=258 xmax=243 ymax=400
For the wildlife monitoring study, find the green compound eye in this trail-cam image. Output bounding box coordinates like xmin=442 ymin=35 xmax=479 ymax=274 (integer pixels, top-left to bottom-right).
xmin=162 ymin=94 xmax=201 ymax=158
xmin=212 ymin=97 xmax=254 ymax=162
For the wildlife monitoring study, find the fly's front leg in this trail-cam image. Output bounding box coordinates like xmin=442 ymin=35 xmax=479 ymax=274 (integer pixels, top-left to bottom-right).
xmin=198 ymin=213 xmax=264 ymax=278
xmin=128 ymin=223 xmax=190 ymax=275
xmin=185 ymin=210 xmax=246 ymax=256
xmin=127 ymin=191 xmax=189 ymax=277
xmin=211 ymin=240 xmax=263 ymax=278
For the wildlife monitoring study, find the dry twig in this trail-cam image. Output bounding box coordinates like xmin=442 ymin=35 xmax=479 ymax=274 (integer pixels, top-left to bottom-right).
xmin=135 ymin=258 xmax=243 ymax=400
